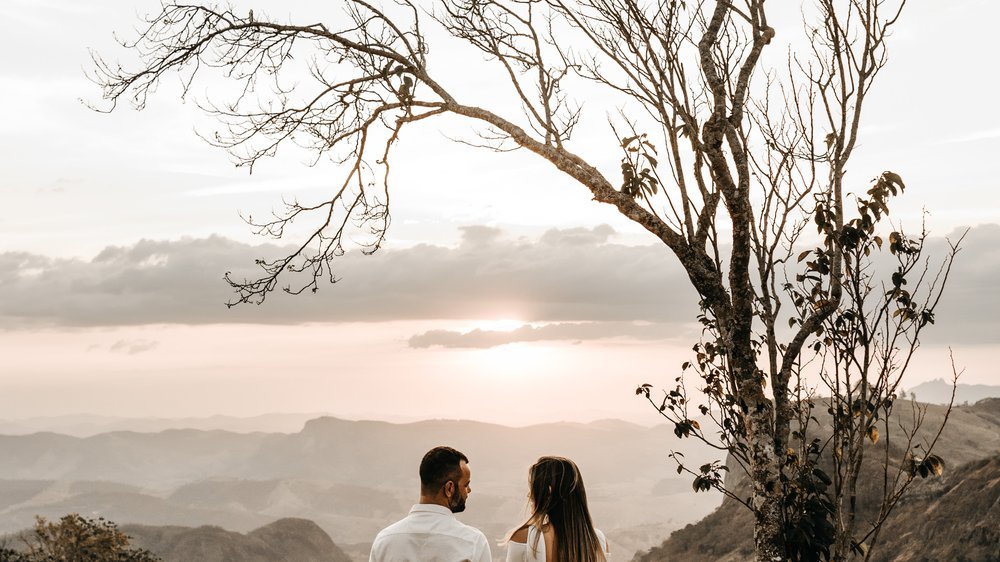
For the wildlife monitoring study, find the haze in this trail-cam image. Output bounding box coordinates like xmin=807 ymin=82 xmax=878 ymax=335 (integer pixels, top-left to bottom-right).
xmin=1 ymin=0 xmax=998 ymax=426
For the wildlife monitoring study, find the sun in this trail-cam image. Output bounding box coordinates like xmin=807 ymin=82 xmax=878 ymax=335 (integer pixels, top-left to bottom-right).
xmin=456 ymin=318 xmax=563 ymax=378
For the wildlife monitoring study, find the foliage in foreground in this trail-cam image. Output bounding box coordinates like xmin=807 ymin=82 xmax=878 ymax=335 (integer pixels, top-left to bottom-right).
xmin=0 ymin=514 xmax=159 ymax=562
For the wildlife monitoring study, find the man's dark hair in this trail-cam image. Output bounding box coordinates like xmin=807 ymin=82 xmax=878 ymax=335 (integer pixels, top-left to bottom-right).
xmin=420 ymin=446 xmax=468 ymax=494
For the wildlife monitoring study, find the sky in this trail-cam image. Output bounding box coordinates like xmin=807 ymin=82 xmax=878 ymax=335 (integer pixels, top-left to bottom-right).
xmin=1 ymin=0 xmax=998 ymax=426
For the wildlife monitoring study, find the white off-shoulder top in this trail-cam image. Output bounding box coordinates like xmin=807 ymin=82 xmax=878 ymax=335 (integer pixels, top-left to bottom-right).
xmin=505 ymin=525 xmax=610 ymax=562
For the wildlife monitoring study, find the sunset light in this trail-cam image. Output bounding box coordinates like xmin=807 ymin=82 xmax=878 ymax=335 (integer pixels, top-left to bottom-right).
xmin=1 ymin=2 xmax=998 ymax=561
xmin=465 ymin=318 xmax=527 ymax=333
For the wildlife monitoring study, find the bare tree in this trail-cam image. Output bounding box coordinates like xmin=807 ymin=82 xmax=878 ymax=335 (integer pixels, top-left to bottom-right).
xmin=93 ymin=1 xmax=961 ymax=560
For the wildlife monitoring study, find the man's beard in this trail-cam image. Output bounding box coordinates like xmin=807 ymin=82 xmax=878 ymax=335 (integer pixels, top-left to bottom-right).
xmin=449 ymin=491 xmax=466 ymax=513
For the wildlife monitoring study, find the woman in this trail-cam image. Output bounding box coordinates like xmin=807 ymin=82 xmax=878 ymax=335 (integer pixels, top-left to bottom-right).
xmin=505 ymin=456 xmax=609 ymax=562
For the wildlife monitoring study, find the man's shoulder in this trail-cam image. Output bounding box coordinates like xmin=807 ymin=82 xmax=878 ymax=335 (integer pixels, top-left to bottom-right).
xmin=372 ymin=510 xmax=485 ymax=540
xmin=372 ymin=516 xmax=413 ymax=539
xmin=434 ymin=515 xmax=488 ymax=543
xmin=459 ymin=521 xmax=489 ymax=542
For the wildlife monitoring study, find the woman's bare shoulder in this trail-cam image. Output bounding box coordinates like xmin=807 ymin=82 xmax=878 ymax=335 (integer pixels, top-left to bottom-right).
xmin=510 ymin=525 xmax=530 ymax=544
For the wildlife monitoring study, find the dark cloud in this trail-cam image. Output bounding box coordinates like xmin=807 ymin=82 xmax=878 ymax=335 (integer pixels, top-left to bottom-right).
xmin=1 ymin=224 xmax=997 ymax=347
xmin=408 ymin=321 xmax=682 ymax=349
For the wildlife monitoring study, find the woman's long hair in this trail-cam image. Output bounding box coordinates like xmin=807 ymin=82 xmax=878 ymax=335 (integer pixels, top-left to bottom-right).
xmin=525 ymin=456 xmax=606 ymax=562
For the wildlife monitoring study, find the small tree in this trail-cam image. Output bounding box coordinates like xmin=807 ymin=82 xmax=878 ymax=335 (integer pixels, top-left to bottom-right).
xmin=0 ymin=544 xmax=27 ymax=562
xmin=93 ymin=1 xmax=962 ymax=560
xmin=3 ymin=514 xmax=159 ymax=562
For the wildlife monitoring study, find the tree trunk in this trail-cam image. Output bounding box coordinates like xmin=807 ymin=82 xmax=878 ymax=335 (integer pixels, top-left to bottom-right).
xmin=749 ymin=406 xmax=785 ymax=562
xmin=732 ymin=339 xmax=785 ymax=561
xmin=720 ymin=282 xmax=785 ymax=562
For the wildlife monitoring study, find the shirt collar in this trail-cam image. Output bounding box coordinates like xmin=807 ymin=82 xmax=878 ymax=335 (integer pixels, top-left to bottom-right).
xmin=409 ymin=503 xmax=455 ymax=516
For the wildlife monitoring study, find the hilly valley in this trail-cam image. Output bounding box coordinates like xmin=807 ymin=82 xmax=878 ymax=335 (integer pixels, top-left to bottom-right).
xmin=0 ymin=416 xmax=719 ymax=561
xmin=3 ymin=396 xmax=997 ymax=561
xmin=637 ymin=398 xmax=1000 ymax=562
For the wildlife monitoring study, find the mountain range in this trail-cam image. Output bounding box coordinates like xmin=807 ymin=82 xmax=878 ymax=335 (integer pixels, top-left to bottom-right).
xmin=2 ymin=391 xmax=997 ymax=561
xmin=0 ymin=416 xmax=719 ymax=560
xmin=906 ymin=378 xmax=1000 ymax=406
xmin=122 ymin=518 xmax=353 ymax=562
xmin=0 ymin=413 xmax=331 ymax=437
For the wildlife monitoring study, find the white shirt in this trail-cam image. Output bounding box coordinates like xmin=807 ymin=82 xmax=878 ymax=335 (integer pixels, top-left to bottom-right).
xmin=370 ymin=503 xmax=492 ymax=562
xmin=505 ymin=526 xmax=609 ymax=562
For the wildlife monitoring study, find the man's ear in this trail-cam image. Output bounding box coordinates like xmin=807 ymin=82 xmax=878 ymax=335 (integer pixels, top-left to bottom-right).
xmin=444 ymin=480 xmax=455 ymax=498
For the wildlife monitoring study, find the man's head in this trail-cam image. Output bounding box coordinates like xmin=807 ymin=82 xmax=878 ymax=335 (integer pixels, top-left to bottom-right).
xmin=419 ymin=446 xmax=471 ymax=513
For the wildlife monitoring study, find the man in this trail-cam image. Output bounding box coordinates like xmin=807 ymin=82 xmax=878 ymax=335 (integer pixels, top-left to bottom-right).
xmin=370 ymin=446 xmax=491 ymax=562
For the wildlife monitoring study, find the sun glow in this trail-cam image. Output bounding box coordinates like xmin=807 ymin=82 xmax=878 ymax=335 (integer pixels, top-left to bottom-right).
xmin=450 ymin=318 xmax=558 ymax=378
xmin=471 ymin=342 xmax=556 ymax=378
xmin=466 ymin=318 xmax=527 ymax=333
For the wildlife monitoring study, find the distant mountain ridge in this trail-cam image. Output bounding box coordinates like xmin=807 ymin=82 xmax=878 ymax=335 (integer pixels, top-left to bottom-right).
xmin=0 ymin=416 xmax=718 ymax=561
xmin=0 ymin=413 xmax=333 ymax=437
xmin=906 ymin=378 xmax=1000 ymax=405
xmin=122 ymin=518 xmax=352 ymax=562
xmin=0 ymin=414 xmax=659 ymax=438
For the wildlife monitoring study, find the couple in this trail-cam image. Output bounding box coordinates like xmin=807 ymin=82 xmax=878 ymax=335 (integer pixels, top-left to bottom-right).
xmin=369 ymin=446 xmax=610 ymax=562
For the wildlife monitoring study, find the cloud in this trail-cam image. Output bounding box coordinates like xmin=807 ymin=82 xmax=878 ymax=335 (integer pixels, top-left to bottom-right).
xmin=108 ymin=339 xmax=159 ymax=355
xmin=183 ymin=175 xmax=329 ymax=197
xmin=1 ymin=224 xmax=998 ymax=347
xmin=539 ymin=224 xmax=616 ymax=246
xmin=408 ymin=321 xmax=681 ymax=349
xmin=938 ymin=128 xmax=1000 ymax=145
xmin=0 ymin=227 xmax=697 ymax=328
